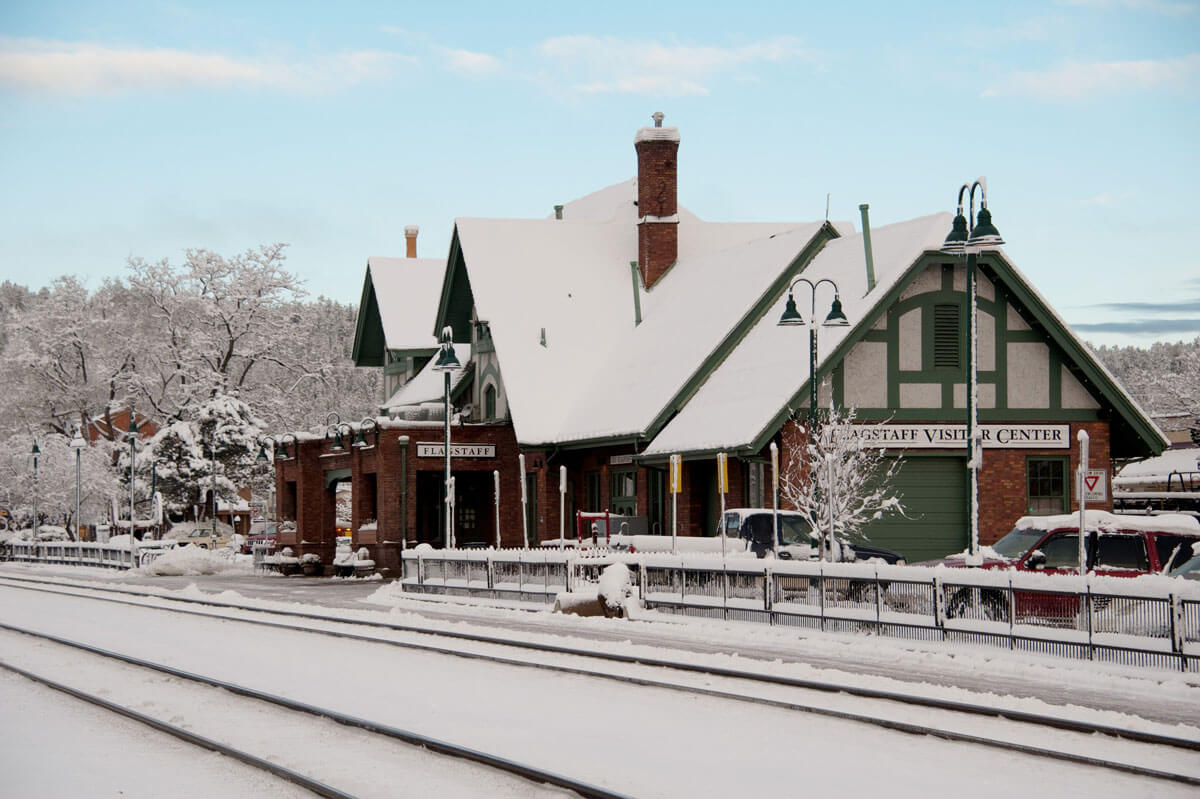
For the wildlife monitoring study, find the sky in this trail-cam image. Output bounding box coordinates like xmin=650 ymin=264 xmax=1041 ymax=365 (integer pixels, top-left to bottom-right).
xmin=0 ymin=0 xmax=1197 ymax=348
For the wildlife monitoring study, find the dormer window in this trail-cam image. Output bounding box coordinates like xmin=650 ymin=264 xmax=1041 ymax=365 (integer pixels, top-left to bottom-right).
xmin=474 ymin=320 xmax=494 ymax=353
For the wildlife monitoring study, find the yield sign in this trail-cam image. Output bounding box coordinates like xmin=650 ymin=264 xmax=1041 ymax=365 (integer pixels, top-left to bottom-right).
xmin=1080 ymin=469 xmax=1107 ymax=502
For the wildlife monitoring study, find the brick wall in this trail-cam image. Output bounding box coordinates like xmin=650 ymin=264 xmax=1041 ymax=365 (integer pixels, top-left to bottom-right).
xmin=978 ymin=420 xmax=1111 ymax=545
xmin=635 ymin=135 xmax=679 ymax=288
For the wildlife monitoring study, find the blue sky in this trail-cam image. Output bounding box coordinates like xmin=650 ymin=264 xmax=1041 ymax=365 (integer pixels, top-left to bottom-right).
xmin=1 ymin=0 xmax=1197 ymax=346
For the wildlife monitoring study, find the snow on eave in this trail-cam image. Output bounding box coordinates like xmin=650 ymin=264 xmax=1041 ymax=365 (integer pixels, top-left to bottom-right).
xmin=380 ymin=344 xmax=471 ymax=410
xmin=984 ymin=250 xmax=1170 ymax=455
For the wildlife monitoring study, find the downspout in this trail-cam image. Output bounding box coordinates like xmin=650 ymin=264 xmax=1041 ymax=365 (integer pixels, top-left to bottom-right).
xmin=630 ymin=261 xmax=643 ymax=326
xmin=859 ymin=204 xmax=877 ymax=293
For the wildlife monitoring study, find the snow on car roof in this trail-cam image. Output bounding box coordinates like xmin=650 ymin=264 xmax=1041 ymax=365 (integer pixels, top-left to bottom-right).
xmin=1014 ymin=509 xmax=1200 ymax=534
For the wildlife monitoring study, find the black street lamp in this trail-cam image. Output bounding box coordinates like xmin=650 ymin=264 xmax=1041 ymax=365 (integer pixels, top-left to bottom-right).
xmin=432 ymin=326 xmax=462 ymax=549
xmin=30 ymin=439 xmax=40 ymax=540
xmin=778 ymin=277 xmax=849 ymax=561
xmin=126 ymin=413 xmax=139 ymax=564
xmin=941 ymin=178 xmax=1004 ymax=557
xmin=68 ymin=425 xmax=87 ymax=541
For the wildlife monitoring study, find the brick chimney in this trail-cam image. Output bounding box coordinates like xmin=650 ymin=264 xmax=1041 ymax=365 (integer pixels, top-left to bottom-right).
xmin=405 ymin=225 xmax=419 ymax=258
xmin=634 ymin=111 xmax=680 ymax=288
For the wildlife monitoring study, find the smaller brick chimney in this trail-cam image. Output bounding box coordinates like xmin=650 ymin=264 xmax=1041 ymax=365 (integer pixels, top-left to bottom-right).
xmin=405 ymin=225 xmax=419 ymax=258
xmin=634 ymin=112 xmax=680 ymax=289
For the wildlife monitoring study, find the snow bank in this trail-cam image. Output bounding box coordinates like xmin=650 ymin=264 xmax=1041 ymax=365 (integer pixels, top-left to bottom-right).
xmin=138 ymin=544 xmax=248 ymax=577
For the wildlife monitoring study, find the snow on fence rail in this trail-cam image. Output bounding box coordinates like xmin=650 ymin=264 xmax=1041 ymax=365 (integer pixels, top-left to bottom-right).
xmin=401 ymin=548 xmax=1200 ymax=672
xmin=1 ymin=540 xmax=162 ymax=569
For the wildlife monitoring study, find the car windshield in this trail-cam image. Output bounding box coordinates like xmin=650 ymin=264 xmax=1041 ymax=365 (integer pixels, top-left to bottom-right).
xmin=777 ymin=515 xmax=813 ymax=545
xmin=1169 ymin=555 xmax=1200 ymax=580
xmin=991 ymin=527 xmax=1047 ymax=560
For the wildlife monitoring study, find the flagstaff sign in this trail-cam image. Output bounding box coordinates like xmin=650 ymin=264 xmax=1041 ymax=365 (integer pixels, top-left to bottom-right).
xmin=847 ymin=424 xmax=1070 ymax=449
xmin=417 ymin=443 xmax=496 ymax=458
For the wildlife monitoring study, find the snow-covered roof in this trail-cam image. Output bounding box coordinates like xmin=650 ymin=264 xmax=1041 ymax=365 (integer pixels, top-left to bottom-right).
xmin=643 ymin=213 xmax=950 ymax=457
xmin=380 ymin=343 xmax=471 ymax=410
xmin=366 ymin=256 xmax=444 ymax=351
xmin=1115 ymin=447 xmax=1200 ymax=486
xmin=455 ymin=177 xmax=836 ymax=445
xmin=548 ymin=178 xmax=703 ymax=226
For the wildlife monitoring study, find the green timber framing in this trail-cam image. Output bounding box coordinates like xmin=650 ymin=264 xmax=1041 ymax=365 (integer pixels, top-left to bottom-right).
xmin=734 ymin=250 xmax=1164 ymax=461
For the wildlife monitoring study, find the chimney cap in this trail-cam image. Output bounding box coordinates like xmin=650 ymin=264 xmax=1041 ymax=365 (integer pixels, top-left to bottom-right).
xmin=404 ymin=225 xmax=419 ymax=236
xmin=635 ymin=111 xmax=680 ymax=144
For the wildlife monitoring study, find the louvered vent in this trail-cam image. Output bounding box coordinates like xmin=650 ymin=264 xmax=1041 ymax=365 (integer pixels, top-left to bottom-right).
xmin=933 ymin=304 xmax=960 ymax=368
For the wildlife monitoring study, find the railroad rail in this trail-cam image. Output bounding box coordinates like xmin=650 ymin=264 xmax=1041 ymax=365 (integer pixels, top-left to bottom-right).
xmin=0 ymin=619 xmax=632 ymax=799
xmin=1 ymin=574 xmax=1197 ymax=787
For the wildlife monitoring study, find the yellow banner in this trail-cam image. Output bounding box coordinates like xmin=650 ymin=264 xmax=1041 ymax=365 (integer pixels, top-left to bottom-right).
xmin=717 ymin=452 xmax=728 ymax=494
xmin=669 ymin=454 xmax=681 ymax=494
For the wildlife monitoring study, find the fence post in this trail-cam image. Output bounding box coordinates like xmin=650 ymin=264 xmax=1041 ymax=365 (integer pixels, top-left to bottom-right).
xmin=933 ymin=576 xmax=945 ymax=641
xmin=722 ymin=565 xmax=730 ymax=621
xmin=1008 ymin=576 xmax=1016 ymax=650
xmin=1169 ymin=593 xmax=1185 ymax=671
xmin=1085 ymin=578 xmax=1095 ymax=661
xmin=764 ymin=566 xmax=774 ymax=624
xmin=818 ymin=563 xmax=826 ymax=632
xmin=874 ymin=565 xmax=883 ymax=635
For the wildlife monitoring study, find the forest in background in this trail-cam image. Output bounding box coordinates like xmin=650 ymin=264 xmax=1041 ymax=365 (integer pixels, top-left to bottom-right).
xmin=0 ymin=240 xmax=1196 ymax=529
xmin=0 ymin=244 xmax=378 ymax=526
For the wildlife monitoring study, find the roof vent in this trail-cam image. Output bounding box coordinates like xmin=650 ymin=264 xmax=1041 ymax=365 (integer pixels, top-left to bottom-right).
xmin=554 ymin=204 xmax=563 ymax=220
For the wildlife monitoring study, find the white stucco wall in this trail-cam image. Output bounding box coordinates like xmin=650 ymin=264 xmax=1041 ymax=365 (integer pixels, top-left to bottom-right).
xmin=1007 ymin=341 xmax=1050 ymax=408
xmin=1061 ymin=365 xmax=1101 ymax=410
xmin=900 ymin=383 xmax=941 ymax=408
xmin=844 ymin=341 xmax=888 ymax=408
xmin=899 ymin=308 xmax=922 ymax=371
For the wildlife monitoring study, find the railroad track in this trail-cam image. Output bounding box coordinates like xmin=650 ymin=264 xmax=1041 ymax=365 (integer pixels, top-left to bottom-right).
xmin=0 ymin=620 xmax=631 ymax=799
xmin=2 ymin=574 xmax=1198 ymax=789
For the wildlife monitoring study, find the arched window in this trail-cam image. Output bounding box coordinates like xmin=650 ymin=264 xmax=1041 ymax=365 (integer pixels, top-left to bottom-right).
xmin=484 ymin=383 xmax=497 ymax=420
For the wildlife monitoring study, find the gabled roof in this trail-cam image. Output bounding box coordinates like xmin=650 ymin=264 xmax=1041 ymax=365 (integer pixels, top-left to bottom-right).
xmin=643 ymin=212 xmax=1168 ymax=460
xmin=380 ymin=343 xmax=472 ymax=410
xmin=352 ymin=256 xmax=444 ymax=367
xmin=436 ymin=180 xmax=839 ymax=446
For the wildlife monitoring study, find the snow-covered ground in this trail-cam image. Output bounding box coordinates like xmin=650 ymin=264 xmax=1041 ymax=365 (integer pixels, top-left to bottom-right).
xmin=1 ymin=563 xmax=1198 ymax=797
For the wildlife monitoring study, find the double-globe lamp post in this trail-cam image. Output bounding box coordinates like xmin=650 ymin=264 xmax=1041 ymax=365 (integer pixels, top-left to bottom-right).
xmin=431 ymin=326 xmax=461 ymax=549
xmin=940 ymin=178 xmax=1004 ymax=558
xmin=777 ymin=278 xmax=850 ymax=560
xmin=30 ymin=439 xmax=40 ymax=540
xmin=69 ymin=425 xmax=87 ymax=541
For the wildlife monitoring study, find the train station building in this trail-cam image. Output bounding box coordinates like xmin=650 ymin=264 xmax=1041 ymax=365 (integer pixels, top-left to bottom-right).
xmin=272 ymin=114 xmax=1166 ymax=572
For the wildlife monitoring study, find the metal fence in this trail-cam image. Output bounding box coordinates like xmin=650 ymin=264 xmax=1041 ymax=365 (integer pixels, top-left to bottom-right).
xmin=400 ymin=548 xmax=1199 ymax=673
xmin=634 ymin=556 xmax=1199 ymax=673
xmin=2 ymin=540 xmax=141 ymax=569
xmin=400 ymin=548 xmax=574 ymax=603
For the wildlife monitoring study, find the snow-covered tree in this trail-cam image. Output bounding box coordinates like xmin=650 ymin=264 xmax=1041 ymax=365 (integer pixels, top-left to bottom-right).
xmin=0 ymin=431 xmax=121 ymax=534
xmin=778 ymin=406 xmax=906 ymax=559
xmin=127 ymin=393 xmax=268 ymax=518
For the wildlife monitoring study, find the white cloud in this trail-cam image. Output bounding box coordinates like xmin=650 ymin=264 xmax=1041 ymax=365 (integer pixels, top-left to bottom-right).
xmin=983 ymin=53 xmax=1200 ymax=99
xmin=0 ymin=37 xmax=410 ymax=95
xmin=441 ymin=48 xmax=502 ymax=76
xmin=538 ymin=35 xmax=814 ymax=96
xmin=1059 ymin=0 xmax=1196 ymax=15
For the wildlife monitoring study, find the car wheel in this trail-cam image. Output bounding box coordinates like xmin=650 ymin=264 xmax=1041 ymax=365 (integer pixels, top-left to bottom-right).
xmin=946 ymin=587 xmax=1008 ymax=621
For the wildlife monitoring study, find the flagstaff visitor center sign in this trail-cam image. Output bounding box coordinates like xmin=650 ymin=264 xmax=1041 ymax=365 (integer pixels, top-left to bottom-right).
xmin=847 ymin=424 xmax=1069 ymax=449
